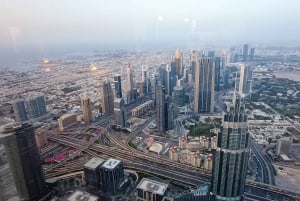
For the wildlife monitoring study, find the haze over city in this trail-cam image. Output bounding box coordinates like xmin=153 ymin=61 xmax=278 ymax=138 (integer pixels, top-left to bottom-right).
xmin=1 ymin=0 xmax=300 ymax=67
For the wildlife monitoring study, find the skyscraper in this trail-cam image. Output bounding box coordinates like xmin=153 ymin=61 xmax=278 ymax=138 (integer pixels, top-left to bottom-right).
xmin=99 ymin=158 xmax=125 ymax=195
xmin=0 ymin=123 xmax=47 ymax=201
xmin=12 ymin=99 xmax=28 ymax=122
xmin=156 ymin=83 xmax=166 ymax=133
xmin=113 ymin=98 xmax=127 ymax=128
xmin=100 ymin=80 xmax=114 ymax=113
xmin=125 ymin=62 xmax=134 ymax=103
xmin=208 ymin=51 xmax=215 ymax=57
xmin=26 ymin=95 xmax=47 ymax=119
xmin=194 ymin=57 xmax=215 ymax=113
xmin=211 ymin=96 xmax=250 ymax=201
xmin=215 ymin=57 xmax=221 ymax=92
xmin=166 ymin=64 xmax=176 ymax=96
xmin=81 ymin=95 xmax=92 ymax=122
xmin=243 ymin=44 xmax=248 ymax=62
xmin=172 ymin=48 xmax=183 ymax=78
xmin=113 ymin=74 xmax=122 ymax=98
xmin=249 ymin=48 xmax=255 ymax=61
xmin=238 ymin=64 xmax=252 ymax=95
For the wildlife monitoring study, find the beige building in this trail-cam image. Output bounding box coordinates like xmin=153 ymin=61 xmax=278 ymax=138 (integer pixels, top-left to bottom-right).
xmin=58 ymin=113 xmax=77 ymax=131
xmin=81 ymin=95 xmax=93 ymax=122
xmin=34 ymin=128 xmax=48 ymax=147
xmin=169 ymin=146 xmax=179 ymax=161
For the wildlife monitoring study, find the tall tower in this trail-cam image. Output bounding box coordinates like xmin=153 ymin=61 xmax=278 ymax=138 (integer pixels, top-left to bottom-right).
xmin=100 ymin=80 xmax=114 ymax=113
xmin=113 ymin=98 xmax=127 ymax=128
xmin=0 ymin=123 xmax=47 ymax=201
xmin=243 ymin=44 xmax=248 ymax=62
xmin=113 ymin=74 xmax=122 ymax=98
xmin=174 ymin=48 xmax=183 ymax=78
xmin=12 ymin=99 xmax=28 ymax=122
xmin=81 ymin=95 xmax=92 ymax=122
xmin=125 ymin=62 xmax=134 ymax=103
xmin=156 ymin=83 xmax=166 ymax=133
xmin=238 ymin=64 xmax=245 ymax=95
xmin=194 ymin=57 xmax=215 ymax=113
xmin=215 ymin=57 xmax=221 ymax=92
xmin=211 ymin=96 xmax=250 ymax=201
xmin=249 ymin=48 xmax=255 ymax=61
xmin=26 ymin=95 xmax=47 ymax=119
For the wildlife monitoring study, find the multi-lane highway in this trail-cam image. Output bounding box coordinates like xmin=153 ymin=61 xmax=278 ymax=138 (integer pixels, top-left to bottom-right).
xmin=46 ymin=133 xmax=300 ymax=201
xmin=250 ymin=139 xmax=275 ymax=185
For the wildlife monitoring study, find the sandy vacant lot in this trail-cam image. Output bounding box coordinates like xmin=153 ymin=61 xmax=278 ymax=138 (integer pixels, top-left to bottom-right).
xmin=274 ymin=164 xmax=300 ymax=192
xmin=274 ymin=71 xmax=300 ymax=82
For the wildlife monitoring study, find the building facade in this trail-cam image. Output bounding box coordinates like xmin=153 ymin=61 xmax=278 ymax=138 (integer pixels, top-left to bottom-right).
xmin=81 ymin=95 xmax=93 ymax=122
xmin=0 ymin=123 xmax=47 ymax=201
xmin=211 ymin=97 xmax=250 ymax=201
xmin=100 ymin=80 xmax=114 ymax=113
xmin=194 ymin=57 xmax=215 ymax=113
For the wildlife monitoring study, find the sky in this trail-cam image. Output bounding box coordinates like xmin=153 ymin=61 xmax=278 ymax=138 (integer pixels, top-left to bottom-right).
xmin=0 ymin=0 xmax=300 ymax=65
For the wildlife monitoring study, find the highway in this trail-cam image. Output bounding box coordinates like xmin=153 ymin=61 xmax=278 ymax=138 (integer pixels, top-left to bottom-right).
xmin=250 ymin=139 xmax=275 ymax=185
xmin=46 ymin=134 xmax=300 ymax=201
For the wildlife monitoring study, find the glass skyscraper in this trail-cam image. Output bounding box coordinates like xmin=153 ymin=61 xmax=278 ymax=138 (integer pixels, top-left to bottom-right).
xmin=211 ymin=97 xmax=250 ymax=201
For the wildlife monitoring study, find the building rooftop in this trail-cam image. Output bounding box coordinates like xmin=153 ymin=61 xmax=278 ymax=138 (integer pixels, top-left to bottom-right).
xmin=137 ymin=178 xmax=168 ymax=196
xmin=84 ymin=157 xmax=104 ymax=170
xmin=101 ymin=158 xmax=121 ymax=170
xmin=67 ymin=190 xmax=98 ymax=201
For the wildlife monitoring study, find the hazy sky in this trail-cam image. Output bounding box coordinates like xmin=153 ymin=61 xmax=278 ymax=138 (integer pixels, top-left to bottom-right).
xmin=1 ymin=0 xmax=300 ymax=53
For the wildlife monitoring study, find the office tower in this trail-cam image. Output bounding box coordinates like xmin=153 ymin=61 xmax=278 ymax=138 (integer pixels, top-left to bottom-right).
xmin=208 ymin=51 xmax=215 ymax=57
xmin=125 ymin=62 xmax=134 ymax=103
xmin=172 ymin=48 xmax=183 ymax=78
xmin=215 ymin=57 xmax=221 ymax=92
xmin=238 ymin=64 xmax=252 ymax=95
xmin=142 ymin=66 xmax=152 ymax=96
xmin=172 ymin=86 xmax=185 ymax=107
xmin=81 ymin=95 xmax=92 ymax=122
xmin=243 ymin=44 xmax=248 ymax=61
xmin=167 ymin=64 xmax=177 ymax=96
xmin=27 ymin=95 xmax=47 ymax=119
xmin=194 ymin=58 xmax=215 ymax=113
xmin=136 ymin=178 xmax=168 ymax=201
xmin=0 ymin=123 xmax=47 ymax=201
xmin=136 ymin=81 xmax=146 ymax=97
xmin=156 ymin=83 xmax=166 ymax=133
xmin=249 ymin=48 xmax=255 ymax=61
xmin=113 ymin=98 xmax=127 ymax=128
xmin=211 ymin=96 xmax=250 ymax=201
xmin=84 ymin=157 xmax=104 ymax=190
xmin=100 ymin=80 xmax=114 ymax=113
xmin=238 ymin=64 xmax=245 ymax=95
xmin=166 ymin=97 xmax=174 ymax=130
xmin=113 ymin=74 xmax=122 ymax=98
xmin=12 ymin=99 xmax=28 ymax=122
xmin=99 ymin=158 xmax=125 ymax=195
xmin=191 ymin=50 xmax=200 ymax=81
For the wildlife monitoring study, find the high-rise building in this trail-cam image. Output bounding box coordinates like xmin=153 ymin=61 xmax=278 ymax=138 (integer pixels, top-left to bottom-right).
xmin=167 ymin=64 xmax=177 ymax=96
xmin=243 ymin=44 xmax=248 ymax=62
xmin=208 ymin=51 xmax=215 ymax=57
xmin=166 ymin=97 xmax=174 ymax=130
xmin=249 ymin=48 xmax=255 ymax=61
xmin=172 ymin=86 xmax=185 ymax=107
xmin=173 ymin=48 xmax=183 ymax=78
xmin=99 ymin=158 xmax=125 ymax=195
xmin=125 ymin=62 xmax=135 ymax=103
xmin=194 ymin=57 xmax=215 ymax=113
xmin=215 ymin=57 xmax=221 ymax=92
xmin=113 ymin=98 xmax=127 ymax=128
xmin=81 ymin=95 xmax=92 ymax=122
xmin=84 ymin=157 xmax=104 ymax=190
xmin=136 ymin=178 xmax=168 ymax=201
xmin=0 ymin=123 xmax=47 ymax=201
xmin=113 ymin=74 xmax=122 ymax=98
xmin=27 ymin=95 xmax=47 ymax=119
xmin=156 ymin=83 xmax=167 ymax=133
xmin=12 ymin=99 xmax=28 ymax=122
xmin=238 ymin=64 xmax=252 ymax=95
xmin=211 ymin=96 xmax=250 ymax=201
xmin=100 ymin=80 xmax=114 ymax=113
xmin=191 ymin=51 xmax=200 ymax=81
xmin=142 ymin=67 xmax=151 ymax=96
